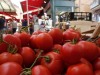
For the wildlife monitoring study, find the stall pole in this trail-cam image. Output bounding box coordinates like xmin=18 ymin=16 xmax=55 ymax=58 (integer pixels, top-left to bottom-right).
xmin=26 ymin=0 xmax=30 ymax=33
xmin=50 ymin=0 xmax=55 ymax=26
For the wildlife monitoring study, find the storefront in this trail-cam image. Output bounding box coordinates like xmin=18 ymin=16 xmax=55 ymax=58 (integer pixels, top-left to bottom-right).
xmin=50 ymin=0 xmax=75 ymax=24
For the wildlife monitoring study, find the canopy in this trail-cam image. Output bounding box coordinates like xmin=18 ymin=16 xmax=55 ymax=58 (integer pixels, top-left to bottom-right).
xmin=0 ymin=0 xmax=16 ymax=16
xmin=20 ymin=0 xmax=44 ymax=15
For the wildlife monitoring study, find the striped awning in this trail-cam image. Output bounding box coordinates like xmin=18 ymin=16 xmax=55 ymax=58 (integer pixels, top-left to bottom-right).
xmin=0 ymin=0 xmax=16 ymax=15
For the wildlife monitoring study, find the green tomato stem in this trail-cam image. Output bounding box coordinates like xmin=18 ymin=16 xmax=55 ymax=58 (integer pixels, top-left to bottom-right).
xmin=71 ymin=39 xmax=78 ymax=44
xmin=40 ymin=56 xmax=51 ymax=63
xmin=20 ymin=50 xmax=43 ymax=75
xmin=30 ymin=50 xmax=43 ymax=69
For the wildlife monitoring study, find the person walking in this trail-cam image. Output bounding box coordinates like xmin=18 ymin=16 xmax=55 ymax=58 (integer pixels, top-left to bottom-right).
xmin=11 ymin=18 xmax=17 ymax=33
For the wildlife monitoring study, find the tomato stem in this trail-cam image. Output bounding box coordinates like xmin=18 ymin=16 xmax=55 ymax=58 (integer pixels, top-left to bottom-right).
xmin=20 ymin=50 xmax=43 ymax=75
xmin=40 ymin=56 xmax=51 ymax=63
xmin=45 ymin=56 xmax=51 ymax=63
xmin=7 ymin=44 xmax=17 ymax=54
xmin=30 ymin=50 xmax=43 ymax=69
xmin=71 ymin=39 xmax=78 ymax=44
xmin=53 ymin=49 xmax=60 ymax=53
xmin=20 ymin=68 xmax=31 ymax=75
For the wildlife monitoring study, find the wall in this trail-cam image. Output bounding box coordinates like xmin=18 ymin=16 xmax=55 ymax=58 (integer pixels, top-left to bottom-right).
xmin=75 ymin=0 xmax=94 ymax=12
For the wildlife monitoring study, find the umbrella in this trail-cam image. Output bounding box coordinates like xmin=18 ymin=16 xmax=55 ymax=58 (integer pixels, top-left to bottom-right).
xmin=20 ymin=0 xmax=44 ymax=26
xmin=20 ymin=0 xmax=44 ymax=16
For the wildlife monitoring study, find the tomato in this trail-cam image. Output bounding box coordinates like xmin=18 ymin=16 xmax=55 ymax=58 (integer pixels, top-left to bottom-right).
xmin=95 ymin=38 xmax=100 ymax=47
xmin=29 ymin=35 xmax=38 ymax=49
xmin=98 ymin=47 xmax=100 ymax=57
xmin=35 ymin=49 xmax=45 ymax=65
xmin=0 ymin=42 xmax=8 ymax=53
xmin=93 ymin=57 xmax=100 ymax=70
xmin=3 ymin=34 xmax=21 ymax=51
xmin=78 ymin=41 xmax=99 ymax=62
xmin=31 ymin=33 xmax=53 ymax=52
xmin=60 ymin=42 xmax=83 ymax=66
xmin=32 ymin=65 xmax=52 ymax=75
xmin=94 ymin=70 xmax=100 ymax=75
xmin=80 ymin=58 xmax=93 ymax=70
xmin=0 ymin=52 xmax=23 ymax=65
xmin=52 ymin=44 xmax=62 ymax=53
xmin=41 ymin=52 xmax=64 ymax=75
xmin=14 ymin=32 xmax=30 ymax=47
xmin=63 ymin=28 xmax=80 ymax=42
xmin=32 ymin=30 xmax=44 ymax=35
xmin=67 ymin=28 xmax=81 ymax=37
xmin=48 ymin=28 xmax=63 ymax=44
xmin=20 ymin=47 xmax=36 ymax=67
xmin=66 ymin=63 xmax=94 ymax=75
xmin=0 ymin=62 xmax=22 ymax=75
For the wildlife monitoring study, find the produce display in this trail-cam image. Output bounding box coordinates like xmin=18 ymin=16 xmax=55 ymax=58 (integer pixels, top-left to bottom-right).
xmin=0 ymin=28 xmax=100 ymax=75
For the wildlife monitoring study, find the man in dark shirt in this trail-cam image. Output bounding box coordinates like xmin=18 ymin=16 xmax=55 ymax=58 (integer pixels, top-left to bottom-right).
xmin=22 ymin=19 xmax=27 ymax=27
xmin=0 ymin=16 xmax=5 ymax=30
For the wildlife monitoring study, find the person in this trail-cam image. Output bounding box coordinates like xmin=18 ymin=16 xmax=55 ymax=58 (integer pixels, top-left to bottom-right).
xmin=21 ymin=19 xmax=28 ymax=32
xmin=11 ymin=18 xmax=17 ymax=33
xmin=6 ymin=20 xmax=12 ymax=33
xmin=22 ymin=19 xmax=27 ymax=27
xmin=66 ymin=21 xmax=70 ymax=29
xmin=0 ymin=16 xmax=5 ymax=31
xmin=59 ymin=16 xmax=63 ymax=22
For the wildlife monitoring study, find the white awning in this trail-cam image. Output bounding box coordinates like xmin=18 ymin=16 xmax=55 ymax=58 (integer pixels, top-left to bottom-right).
xmin=0 ymin=0 xmax=16 ymax=12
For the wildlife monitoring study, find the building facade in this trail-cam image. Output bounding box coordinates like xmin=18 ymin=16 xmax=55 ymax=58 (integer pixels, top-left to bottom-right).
xmin=75 ymin=0 xmax=94 ymax=12
xmin=50 ymin=0 xmax=76 ymax=24
xmin=90 ymin=0 xmax=100 ymax=22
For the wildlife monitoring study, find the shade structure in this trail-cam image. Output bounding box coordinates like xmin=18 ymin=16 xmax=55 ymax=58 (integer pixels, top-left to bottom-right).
xmin=0 ymin=0 xmax=16 ymax=16
xmin=20 ymin=0 xmax=44 ymax=17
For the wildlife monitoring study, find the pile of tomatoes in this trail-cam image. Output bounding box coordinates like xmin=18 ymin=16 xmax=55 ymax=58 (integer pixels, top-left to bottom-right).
xmin=0 ymin=28 xmax=100 ymax=75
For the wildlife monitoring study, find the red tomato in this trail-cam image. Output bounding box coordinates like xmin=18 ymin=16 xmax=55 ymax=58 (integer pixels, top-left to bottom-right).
xmin=14 ymin=32 xmax=30 ymax=47
xmin=98 ymin=47 xmax=100 ymax=57
xmin=0 ymin=62 xmax=22 ymax=75
xmin=33 ymin=33 xmax=53 ymax=52
xmin=94 ymin=70 xmax=100 ymax=75
xmin=93 ymin=57 xmax=100 ymax=70
xmin=78 ymin=41 xmax=99 ymax=62
xmin=0 ymin=42 xmax=8 ymax=53
xmin=52 ymin=44 xmax=62 ymax=53
xmin=3 ymin=34 xmax=21 ymax=51
xmin=63 ymin=29 xmax=80 ymax=41
xmin=48 ymin=28 xmax=63 ymax=44
xmin=67 ymin=28 xmax=81 ymax=37
xmin=29 ymin=35 xmax=38 ymax=49
xmin=41 ymin=52 xmax=64 ymax=75
xmin=32 ymin=30 xmax=44 ymax=35
xmin=60 ymin=42 xmax=83 ymax=66
xmin=32 ymin=65 xmax=52 ymax=75
xmin=80 ymin=58 xmax=93 ymax=70
xmin=0 ymin=52 xmax=23 ymax=65
xmin=66 ymin=63 xmax=94 ymax=75
xmin=95 ymin=38 xmax=100 ymax=47
xmin=20 ymin=47 xmax=36 ymax=67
